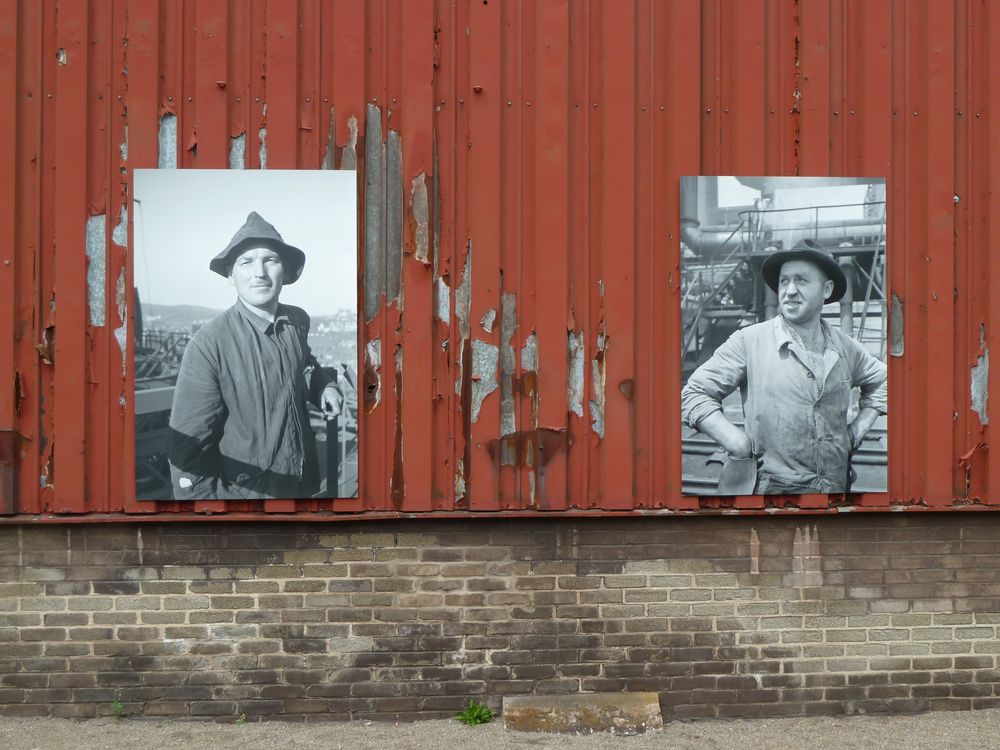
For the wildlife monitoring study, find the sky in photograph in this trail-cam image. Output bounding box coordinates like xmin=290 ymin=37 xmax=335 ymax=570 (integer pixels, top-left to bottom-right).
xmin=134 ymin=169 xmax=357 ymax=317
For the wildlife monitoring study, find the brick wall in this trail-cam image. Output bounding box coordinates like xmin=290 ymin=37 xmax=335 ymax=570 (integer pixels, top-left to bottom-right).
xmin=1 ymin=515 xmax=999 ymax=721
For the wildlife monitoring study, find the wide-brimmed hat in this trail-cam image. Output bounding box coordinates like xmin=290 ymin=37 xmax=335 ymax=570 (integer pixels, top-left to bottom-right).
xmin=209 ymin=211 xmax=306 ymax=284
xmin=760 ymin=238 xmax=847 ymax=303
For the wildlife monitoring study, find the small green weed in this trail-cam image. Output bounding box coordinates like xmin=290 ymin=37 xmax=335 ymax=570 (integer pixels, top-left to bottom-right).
xmin=235 ymin=712 xmax=247 ymax=724
xmin=110 ymin=698 xmax=125 ymax=719
xmin=455 ymin=700 xmax=495 ymax=726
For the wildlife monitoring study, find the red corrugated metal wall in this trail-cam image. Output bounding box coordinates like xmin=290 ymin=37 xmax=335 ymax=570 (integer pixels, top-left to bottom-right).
xmin=0 ymin=0 xmax=994 ymax=518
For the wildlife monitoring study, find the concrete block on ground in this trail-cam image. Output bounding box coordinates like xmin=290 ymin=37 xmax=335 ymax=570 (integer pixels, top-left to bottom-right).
xmin=502 ymin=692 xmax=663 ymax=735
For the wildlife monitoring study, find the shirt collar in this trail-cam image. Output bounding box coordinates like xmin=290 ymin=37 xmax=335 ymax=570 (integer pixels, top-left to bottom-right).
xmin=771 ymin=314 xmax=831 ymax=352
xmin=234 ymin=298 xmax=291 ymax=334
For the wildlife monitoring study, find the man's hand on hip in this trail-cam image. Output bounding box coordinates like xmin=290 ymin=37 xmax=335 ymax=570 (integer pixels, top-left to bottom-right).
xmin=697 ymin=411 xmax=754 ymax=459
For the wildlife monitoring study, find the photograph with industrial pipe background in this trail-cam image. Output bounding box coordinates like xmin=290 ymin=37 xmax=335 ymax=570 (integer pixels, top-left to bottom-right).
xmin=680 ymin=176 xmax=887 ymax=496
xmin=132 ymin=170 xmax=359 ymax=502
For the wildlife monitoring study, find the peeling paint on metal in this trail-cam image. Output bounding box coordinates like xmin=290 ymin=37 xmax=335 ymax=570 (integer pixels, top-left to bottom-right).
xmin=455 ymin=459 xmax=466 ymax=499
xmin=157 ymin=113 xmax=177 ymax=169
xmin=500 ymin=293 xmax=517 ymax=437
xmin=364 ymin=104 xmax=385 ymax=322
xmin=568 ymin=331 xmax=584 ymax=417
xmin=410 ymin=173 xmax=430 ymax=265
xmin=258 ymin=103 xmax=268 ymax=168
xmin=456 ymin=244 xmax=471 ymax=340
xmin=56 ymin=48 xmax=67 ymax=65
xmin=112 ymin=205 xmax=127 ymax=248
xmin=589 ymin=332 xmax=607 ymax=438
xmin=972 ymin=324 xmax=989 ymax=426
xmin=341 ymin=115 xmax=359 ymax=170
xmin=364 ymin=339 xmax=382 ymax=413
xmin=470 ymin=338 xmax=499 ymax=423
xmin=322 ymin=107 xmax=336 ymax=169
xmin=521 ymin=332 xmax=538 ymax=372
xmin=229 ymin=133 xmax=246 ymax=169
xmin=890 ymin=293 xmax=904 ymax=357
xmin=386 ymin=130 xmax=403 ymax=306
xmin=432 ymin=136 xmax=441 ymax=277
xmin=480 ymin=308 xmax=496 ymax=333
xmin=113 ymin=269 xmax=127 ymax=368
xmin=120 ymin=124 xmax=128 ymax=163
xmin=435 ymin=277 xmax=451 ymax=325
xmin=85 ymin=215 xmax=106 ymax=326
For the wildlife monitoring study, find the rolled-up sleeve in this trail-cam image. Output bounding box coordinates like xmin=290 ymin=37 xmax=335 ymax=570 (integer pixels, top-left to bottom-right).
xmin=849 ymin=341 xmax=888 ymax=414
xmin=681 ymin=328 xmax=748 ymax=429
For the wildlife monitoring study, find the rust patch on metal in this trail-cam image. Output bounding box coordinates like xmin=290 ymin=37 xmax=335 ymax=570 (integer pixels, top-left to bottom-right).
xmin=618 ymin=379 xmax=635 ymax=401
xmin=36 ymin=326 xmax=55 ymax=365
xmin=391 ymin=345 xmax=404 ymax=509
xmin=322 ymin=107 xmax=337 ymax=169
xmin=12 ymin=372 xmax=23 ymax=416
xmin=341 ymin=115 xmax=359 ymax=170
xmin=890 ymin=293 xmax=904 ymax=357
xmin=364 ymin=339 xmax=382 ymax=414
xmin=485 ymin=427 xmax=567 ymax=470
xmin=409 ymin=172 xmax=430 ymax=265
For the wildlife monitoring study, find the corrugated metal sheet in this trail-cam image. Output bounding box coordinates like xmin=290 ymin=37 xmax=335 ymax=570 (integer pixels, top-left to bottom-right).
xmin=0 ymin=0 xmax=993 ymax=518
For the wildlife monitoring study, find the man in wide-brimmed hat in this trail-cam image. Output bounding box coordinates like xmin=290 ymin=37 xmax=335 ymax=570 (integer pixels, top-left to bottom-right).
xmin=166 ymin=212 xmax=343 ymax=500
xmin=681 ymin=239 xmax=887 ymax=495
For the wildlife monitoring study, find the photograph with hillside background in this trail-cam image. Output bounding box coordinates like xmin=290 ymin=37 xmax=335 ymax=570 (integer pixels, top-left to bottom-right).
xmin=133 ymin=170 xmax=358 ymax=501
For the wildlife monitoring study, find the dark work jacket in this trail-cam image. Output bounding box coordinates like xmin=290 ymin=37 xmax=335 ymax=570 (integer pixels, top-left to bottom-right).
xmin=167 ymin=300 xmax=327 ymax=500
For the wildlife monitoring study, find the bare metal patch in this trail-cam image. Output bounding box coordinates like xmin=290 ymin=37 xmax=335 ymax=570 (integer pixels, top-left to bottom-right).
xmin=229 ymin=133 xmax=246 ymax=169
xmin=112 ymin=204 xmax=128 ymax=248
xmin=480 ymin=308 xmax=496 ymax=334
xmin=436 ymin=277 xmax=451 ymax=325
xmin=521 ymin=332 xmax=538 ymax=372
xmin=364 ymin=105 xmax=385 ymax=322
xmin=85 ymin=216 xmax=106 ymax=326
xmin=471 ymin=338 xmax=499 ymax=423
xmin=972 ymin=324 xmax=989 ymax=426
xmin=500 ymin=293 xmax=517 ymax=437
xmin=158 ymin=113 xmax=177 ymax=169
xmin=568 ymin=331 xmax=584 ymax=417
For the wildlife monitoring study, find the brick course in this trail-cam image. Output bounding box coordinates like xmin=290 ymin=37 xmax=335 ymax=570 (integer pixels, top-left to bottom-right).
xmin=1 ymin=515 xmax=1000 ymax=720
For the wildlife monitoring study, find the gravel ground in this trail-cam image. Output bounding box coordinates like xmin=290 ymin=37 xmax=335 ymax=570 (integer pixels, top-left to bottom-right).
xmin=3 ymin=710 xmax=1000 ymax=750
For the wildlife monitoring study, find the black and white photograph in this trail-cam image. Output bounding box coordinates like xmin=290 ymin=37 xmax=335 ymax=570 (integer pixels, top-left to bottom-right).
xmin=680 ymin=176 xmax=888 ymax=496
xmin=133 ymin=170 xmax=359 ymax=501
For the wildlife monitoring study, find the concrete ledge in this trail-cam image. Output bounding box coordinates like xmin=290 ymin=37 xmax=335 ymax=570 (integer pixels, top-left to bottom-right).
xmin=502 ymin=692 xmax=663 ymax=735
